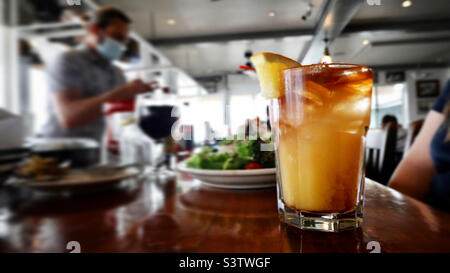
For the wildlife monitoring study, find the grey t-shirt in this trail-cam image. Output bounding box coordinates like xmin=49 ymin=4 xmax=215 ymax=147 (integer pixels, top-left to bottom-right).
xmin=39 ymin=46 xmax=126 ymax=141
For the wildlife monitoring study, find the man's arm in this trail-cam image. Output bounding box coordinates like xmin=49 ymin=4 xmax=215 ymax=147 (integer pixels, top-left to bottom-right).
xmin=388 ymin=111 xmax=443 ymax=201
xmin=52 ymin=79 xmax=155 ymax=129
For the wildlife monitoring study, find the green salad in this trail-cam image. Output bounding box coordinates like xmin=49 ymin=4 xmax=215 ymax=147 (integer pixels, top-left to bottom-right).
xmin=186 ymin=136 xmax=275 ymax=170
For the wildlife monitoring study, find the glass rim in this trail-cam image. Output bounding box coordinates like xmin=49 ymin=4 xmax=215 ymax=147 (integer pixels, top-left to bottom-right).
xmin=284 ymin=63 xmax=372 ymax=74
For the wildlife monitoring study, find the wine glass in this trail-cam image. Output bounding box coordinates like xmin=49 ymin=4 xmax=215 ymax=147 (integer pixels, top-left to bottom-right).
xmin=135 ymin=87 xmax=179 ymax=179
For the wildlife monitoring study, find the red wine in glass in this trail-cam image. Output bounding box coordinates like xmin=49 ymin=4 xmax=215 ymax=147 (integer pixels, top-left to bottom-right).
xmin=138 ymin=105 xmax=179 ymax=141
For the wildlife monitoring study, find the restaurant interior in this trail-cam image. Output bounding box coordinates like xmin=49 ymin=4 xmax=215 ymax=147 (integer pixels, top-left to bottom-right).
xmin=0 ymin=0 xmax=449 ymax=254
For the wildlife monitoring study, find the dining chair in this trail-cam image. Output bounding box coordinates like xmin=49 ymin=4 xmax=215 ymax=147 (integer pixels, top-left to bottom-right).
xmin=365 ymin=123 xmax=398 ymax=184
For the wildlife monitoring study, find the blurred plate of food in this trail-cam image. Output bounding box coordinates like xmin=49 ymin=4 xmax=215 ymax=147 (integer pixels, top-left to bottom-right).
xmin=26 ymin=137 xmax=100 ymax=168
xmin=176 ymin=136 xmax=276 ymax=189
xmin=8 ymin=156 xmax=140 ymax=192
xmin=0 ymin=148 xmax=30 ymax=185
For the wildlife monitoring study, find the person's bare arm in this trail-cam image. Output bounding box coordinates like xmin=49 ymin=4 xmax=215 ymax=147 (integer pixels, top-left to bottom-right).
xmin=388 ymin=111 xmax=444 ymax=200
xmin=52 ymin=79 xmax=156 ymax=129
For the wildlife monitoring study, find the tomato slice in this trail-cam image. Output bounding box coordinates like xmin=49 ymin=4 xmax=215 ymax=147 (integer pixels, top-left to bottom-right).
xmin=245 ymin=162 xmax=262 ymax=169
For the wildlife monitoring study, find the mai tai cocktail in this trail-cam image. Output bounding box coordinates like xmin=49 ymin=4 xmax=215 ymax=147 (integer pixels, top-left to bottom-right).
xmin=251 ymin=53 xmax=373 ymax=232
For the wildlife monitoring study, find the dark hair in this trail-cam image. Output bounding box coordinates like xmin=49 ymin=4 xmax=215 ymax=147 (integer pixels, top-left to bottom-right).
xmin=91 ymin=7 xmax=131 ymax=29
xmin=382 ymin=115 xmax=398 ymax=128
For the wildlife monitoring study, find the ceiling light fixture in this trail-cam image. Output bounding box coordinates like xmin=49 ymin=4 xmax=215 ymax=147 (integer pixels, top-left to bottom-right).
xmin=402 ymin=0 xmax=412 ymax=8
xmin=268 ymin=11 xmax=276 ymax=17
xmin=321 ymin=38 xmax=332 ymax=64
xmin=362 ymin=39 xmax=370 ymax=45
xmin=321 ymin=47 xmax=332 ymax=64
xmin=167 ymin=19 xmax=176 ymax=25
xmin=301 ymin=2 xmax=314 ymax=21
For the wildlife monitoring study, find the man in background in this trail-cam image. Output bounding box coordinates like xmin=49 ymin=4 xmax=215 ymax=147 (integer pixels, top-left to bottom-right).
xmin=382 ymin=114 xmax=407 ymax=154
xmin=39 ymin=7 xmax=154 ymax=141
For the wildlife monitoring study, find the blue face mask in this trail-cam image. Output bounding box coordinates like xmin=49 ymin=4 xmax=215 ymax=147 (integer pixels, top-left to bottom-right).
xmin=96 ymin=37 xmax=126 ymax=61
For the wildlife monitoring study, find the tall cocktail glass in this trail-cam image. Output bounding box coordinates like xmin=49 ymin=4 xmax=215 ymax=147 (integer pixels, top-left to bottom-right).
xmin=270 ymin=64 xmax=373 ymax=232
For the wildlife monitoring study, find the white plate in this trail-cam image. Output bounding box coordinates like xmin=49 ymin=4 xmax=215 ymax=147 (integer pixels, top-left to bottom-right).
xmin=27 ymin=137 xmax=99 ymax=152
xmin=9 ymin=167 xmax=140 ymax=192
xmin=176 ymin=161 xmax=276 ymax=189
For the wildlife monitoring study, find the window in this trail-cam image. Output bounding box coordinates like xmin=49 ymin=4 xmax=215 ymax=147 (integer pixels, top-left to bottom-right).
xmin=177 ymin=94 xmax=224 ymax=143
xmin=228 ymin=94 xmax=268 ymax=136
xmin=30 ymin=66 xmax=49 ymax=133
xmin=370 ymin=83 xmax=406 ymax=128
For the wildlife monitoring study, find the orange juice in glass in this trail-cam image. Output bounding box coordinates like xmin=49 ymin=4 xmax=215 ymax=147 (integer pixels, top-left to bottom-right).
xmin=252 ymin=53 xmax=373 ymax=232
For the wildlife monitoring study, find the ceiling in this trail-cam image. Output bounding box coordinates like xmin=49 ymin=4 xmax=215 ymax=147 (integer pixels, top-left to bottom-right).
xmin=159 ymin=36 xmax=312 ymax=76
xmin=97 ymin=0 xmax=450 ymax=76
xmin=98 ymin=0 xmax=323 ymax=39
xmin=332 ymin=30 xmax=450 ymax=66
xmin=351 ymin=0 xmax=450 ymax=24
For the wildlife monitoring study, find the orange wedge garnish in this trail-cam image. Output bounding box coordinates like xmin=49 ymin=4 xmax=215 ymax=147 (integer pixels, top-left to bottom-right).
xmin=251 ymin=52 xmax=301 ymax=99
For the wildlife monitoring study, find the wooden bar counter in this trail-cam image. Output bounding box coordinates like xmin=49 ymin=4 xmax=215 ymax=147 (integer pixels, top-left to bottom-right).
xmin=0 ymin=176 xmax=449 ymax=253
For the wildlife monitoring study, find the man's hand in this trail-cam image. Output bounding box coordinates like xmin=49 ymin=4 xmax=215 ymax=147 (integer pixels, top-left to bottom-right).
xmin=52 ymin=80 xmax=158 ymax=129
xmin=109 ymin=79 xmax=158 ymax=100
